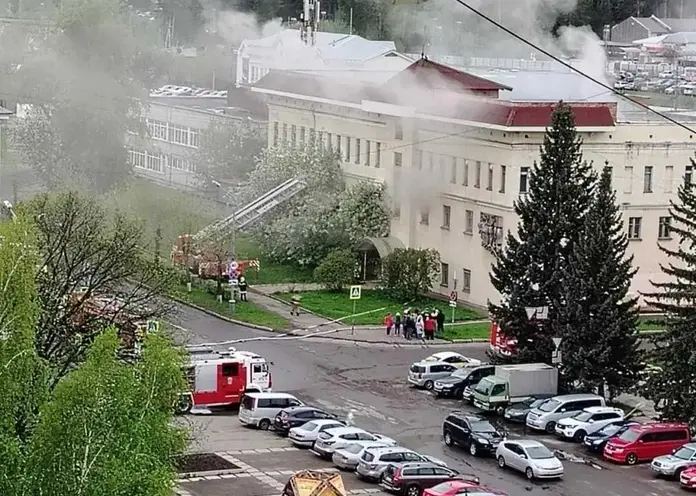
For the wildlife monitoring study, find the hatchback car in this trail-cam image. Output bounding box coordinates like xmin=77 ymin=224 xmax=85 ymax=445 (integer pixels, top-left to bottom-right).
xmin=379 ymin=462 xmax=475 ymax=496
xmin=311 ymin=427 xmax=396 ymax=459
xmin=432 ymin=365 xmax=494 ymax=399
xmin=503 ymin=397 xmax=551 ymax=424
xmin=288 ymin=419 xmax=345 ymax=447
xmin=423 ymin=480 xmax=507 ymax=496
xmin=273 ymin=406 xmax=338 ymax=435
xmin=604 ymin=422 xmax=691 ymax=465
xmin=422 ymin=352 xmax=481 ymax=368
xmin=443 ymin=412 xmax=505 ymax=457
xmin=554 ymin=406 xmax=625 ymax=442
xmin=680 ymin=465 xmax=696 ymax=489
xmin=526 ymin=394 xmax=606 ymax=433
xmin=495 ymin=440 xmax=564 ymax=480
xmin=332 ymin=441 xmax=392 ymax=470
xmin=409 ymin=361 xmax=458 ymax=390
xmin=651 ymin=442 xmax=696 ymax=477
xmin=583 ymin=421 xmax=640 ymax=452
xmin=356 ymin=446 xmax=446 ymax=481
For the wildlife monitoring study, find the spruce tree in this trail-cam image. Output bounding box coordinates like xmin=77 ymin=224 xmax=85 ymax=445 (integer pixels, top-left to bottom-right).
xmin=556 ymin=167 xmax=642 ymax=396
xmin=489 ymin=101 xmax=596 ymax=364
xmin=642 ymin=161 xmax=696 ymax=422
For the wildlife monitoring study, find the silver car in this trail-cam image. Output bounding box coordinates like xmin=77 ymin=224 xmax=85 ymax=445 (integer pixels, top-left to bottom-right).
xmin=651 ymin=443 xmax=696 ymax=477
xmin=495 ymin=439 xmax=564 ymax=480
xmin=356 ymin=446 xmax=447 ymax=481
xmin=332 ymin=441 xmax=392 ymax=470
xmin=408 ymin=361 xmax=458 ymax=390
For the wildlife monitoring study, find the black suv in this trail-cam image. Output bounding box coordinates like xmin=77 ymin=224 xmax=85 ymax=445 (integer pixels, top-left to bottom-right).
xmin=273 ymin=406 xmax=338 ymax=435
xmin=443 ymin=412 xmax=505 ymax=457
xmin=379 ymin=462 xmax=478 ymax=496
xmin=433 ymin=365 xmax=494 ymax=399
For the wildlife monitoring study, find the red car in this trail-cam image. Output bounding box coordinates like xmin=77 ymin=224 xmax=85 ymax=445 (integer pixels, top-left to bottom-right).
xmin=603 ymin=422 xmax=690 ymax=465
xmin=681 ymin=466 xmax=696 ymax=489
xmin=423 ymin=480 xmax=507 ymax=496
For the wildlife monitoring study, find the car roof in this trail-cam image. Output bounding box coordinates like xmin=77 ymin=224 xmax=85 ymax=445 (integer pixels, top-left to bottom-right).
xmin=581 ymin=406 xmax=623 ymax=414
xmin=324 ymin=426 xmax=366 ymax=436
xmin=427 ymin=352 xmax=462 ymax=360
xmin=244 ymin=392 xmax=297 ymax=399
xmin=629 ymin=422 xmax=690 ymax=432
xmin=397 ymin=461 xmax=444 ymax=469
xmin=343 ymin=441 xmax=389 ymax=449
xmin=550 ymin=393 xmax=603 ymax=401
xmin=308 ymin=419 xmax=343 ymax=426
xmin=285 ymin=406 xmax=318 ymax=413
xmin=366 ymin=446 xmax=411 ymax=455
xmin=514 ymin=439 xmax=547 ymax=449
xmin=448 ymin=411 xmax=487 ymax=422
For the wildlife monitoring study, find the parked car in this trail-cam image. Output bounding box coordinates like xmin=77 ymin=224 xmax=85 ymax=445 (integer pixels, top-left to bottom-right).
xmin=495 ymin=440 xmax=564 ymax=480
xmin=423 ymin=480 xmax=507 ymax=496
xmin=332 ymin=441 xmax=392 ymax=470
xmin=680 ymin=465 xmax=696 ymax=489
xmin=583 ymin=421 xmax=640 ymax=452
xmin=433 ymin=365 xmax=494 ymax=399
xmin=288 ymin=419 xmax=345 ymax=447
xmin=650 ymin=442 xmax=696 ymax=478
xmin=526 ymin=394 xmax=606 ymax=434
xmin=311 ymin=427 xmax=396 ymax=459
xmin=604 ymin=422 xmax=691 ymax=465
xmin=503 ymin=397 xmax=551 ymax=424
xmin=379 ymin=462 xmax=474 ymax=496
xmin=422 ymin=352 xmax=481 ymax=368
xmin=238 ymin=392 xmax=303 ymax=430
xmin=409 ymin=361 xmax=459 ymax=390
xmin=356 ymin=446 xmax=447 ymax=481
xmin=273 ymin=406 xmax=338 ymax=435
xmin=554 ymin=406 xmax=625 ymax=442
xmin=442 ymin=412 xmax=505 ymax=457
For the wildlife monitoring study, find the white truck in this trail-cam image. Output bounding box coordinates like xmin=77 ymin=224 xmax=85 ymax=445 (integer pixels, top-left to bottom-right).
xmin=472 ymin=363 xmax=558 ymax=415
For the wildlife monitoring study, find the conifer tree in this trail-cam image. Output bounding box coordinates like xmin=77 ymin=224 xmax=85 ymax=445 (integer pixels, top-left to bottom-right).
xmin=642 ymin=162 xmax=696 ymax=422
xmin=556 ymin=167 xmax=642 ymax=397
xmin=489 ymin=101 xmax=596 ymax=364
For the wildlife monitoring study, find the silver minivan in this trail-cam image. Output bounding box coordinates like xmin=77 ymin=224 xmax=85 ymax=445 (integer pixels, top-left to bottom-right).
xmin=526 ymin=394 xmax=606 ymax=434
xmin=408 ymin=361 xmax=458 ymax=390
xmin=238 ymin=392 xmax=303 ymax=430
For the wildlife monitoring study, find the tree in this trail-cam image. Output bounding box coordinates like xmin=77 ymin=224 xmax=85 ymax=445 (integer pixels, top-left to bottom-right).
xmin=335 ymin=181 xmax=391 ymax=242
xmin=556 ymin=167 xmax=642 ymax=397
xmin=641 ymin=163 xmax=696 ymax=423
xmin=18 ymin=192 xmax=172 ymax=383
xmin=380 ymin=248 xmax=440 ymax=301
xmin=314 ymin=249 xmax=357 ymax=291
xmin=489 ymin=102 xmax=596 ymax=364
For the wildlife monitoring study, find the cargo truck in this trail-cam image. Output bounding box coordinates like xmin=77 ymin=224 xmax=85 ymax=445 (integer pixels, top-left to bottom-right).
xmin=472 ymin=363 xmax=558 ymax=415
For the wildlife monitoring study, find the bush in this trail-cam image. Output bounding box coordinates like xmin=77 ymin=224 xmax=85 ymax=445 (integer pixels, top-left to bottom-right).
xmin=380 ymin=248 xmax=441 ymax=301
xmin=314 ymin=249 xmax=357 ymax=292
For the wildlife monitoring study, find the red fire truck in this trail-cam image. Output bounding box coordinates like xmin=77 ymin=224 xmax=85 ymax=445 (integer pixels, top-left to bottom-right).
xmin=489 ymin=322 xmax=518 ymax=357
xmin=177 ymin=346 xmax=272 ymax=412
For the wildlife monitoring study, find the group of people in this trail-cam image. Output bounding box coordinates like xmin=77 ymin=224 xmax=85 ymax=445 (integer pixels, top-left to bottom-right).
xmin=384 ymin=308 xmax=445 ymax=341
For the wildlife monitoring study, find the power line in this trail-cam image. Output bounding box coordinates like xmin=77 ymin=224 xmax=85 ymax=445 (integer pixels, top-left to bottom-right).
xmin=451 ymin=0 xmax=696 ymax=135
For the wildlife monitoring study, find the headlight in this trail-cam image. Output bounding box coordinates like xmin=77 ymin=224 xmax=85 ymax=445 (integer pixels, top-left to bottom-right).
xmin=477 ymin=438 xmax=489 ymax=444
xmin=593 ymin=439 xmax=602 ymax=445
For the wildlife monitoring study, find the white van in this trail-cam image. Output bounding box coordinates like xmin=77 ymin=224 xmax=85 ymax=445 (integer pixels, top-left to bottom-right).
xmin=238 ymin=392 xmax=303 ymax=430
xmin=526 ymin=393 xmax=606 ymax=433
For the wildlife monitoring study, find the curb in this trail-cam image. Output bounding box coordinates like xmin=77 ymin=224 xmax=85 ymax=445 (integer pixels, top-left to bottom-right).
xmin=306 ymin=334 xmax=490 ymax=345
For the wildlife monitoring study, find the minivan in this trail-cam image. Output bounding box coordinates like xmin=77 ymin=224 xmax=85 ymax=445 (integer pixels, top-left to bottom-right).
xmin=408 ymin=361 xmax=458 ymax=390
xmin=604 ymin=422 xmax=691 ymax=465
xmin=525 ymin=394 xmax=605 ymax=434
xmin=238 ymin=392 xmax=303 ymax=430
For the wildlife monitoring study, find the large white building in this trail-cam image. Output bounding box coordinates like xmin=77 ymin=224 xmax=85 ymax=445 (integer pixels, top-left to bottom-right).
xmin=251 ymin=56 xmax=694 ymax=308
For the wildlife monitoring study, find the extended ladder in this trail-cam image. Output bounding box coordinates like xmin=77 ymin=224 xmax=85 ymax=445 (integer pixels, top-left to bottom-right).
xmin=194 ymin=177 xmax=307 ymax=241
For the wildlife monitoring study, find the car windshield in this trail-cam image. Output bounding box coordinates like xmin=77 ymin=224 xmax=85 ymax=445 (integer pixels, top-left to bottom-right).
xmin=674 ymin=447 xmax=695 ymax=460
xmin=474 ymin=379 xmax=493 ymax=395
xmin=617 ymin=429 xmax=640 ymax=443
xmin=599 ymin=424 xmax=624 ymax=436
xmin=572 ymin=411 xmax=593 ymax=422
xmin=526 ymin=446 xmax=555 ymax=459
xmin=302 ymin=422 xmax=318 ymax=431
xmin=539 ymin=399 xmax=561 ymax=413
xmin=530 ymin=398 xmax=546 ymax=408
xmin=452 ymin=368 xmax=472 ymax=379
xmin=471 ymin=420 xmax=497 ymax=433
xmin=343 ymin=444 xmax=364 ymax=455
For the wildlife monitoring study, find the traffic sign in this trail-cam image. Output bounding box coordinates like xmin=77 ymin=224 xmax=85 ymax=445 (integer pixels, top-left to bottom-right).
xmin=552 ymin=337 xmax=562 ymax=349
xmin=552 ymin=350 xmax=562 ymax=365
xmin=230 ymin=260 xmax=239 ymax=271
xmin=349 ymin=285 xmax=362 ymax=300
xmin=449 ymin=300 xmax=457 ymax=307
xmin=450 ymin=291 xmax=457 ymax=302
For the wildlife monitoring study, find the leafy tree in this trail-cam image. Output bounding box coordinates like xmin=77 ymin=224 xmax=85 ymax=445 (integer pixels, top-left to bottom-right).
xmin=556 ymin=167 xmax=642 ymax=398
xmin=380 ymin=248 xmax=440 ymax=301
xmin=642 ymin=164 xmax=696 ymax=423
xmin=314 ymin=249 xmax=357 ymax=291
xmin=489 ymin=102 xmax=596 ymax=364
xmin=336 ymin=181 xmax=391 ymax=242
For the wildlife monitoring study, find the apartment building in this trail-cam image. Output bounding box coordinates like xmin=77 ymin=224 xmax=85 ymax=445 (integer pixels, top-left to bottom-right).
xmin=251 ymin=57 xmax=693 ymax=308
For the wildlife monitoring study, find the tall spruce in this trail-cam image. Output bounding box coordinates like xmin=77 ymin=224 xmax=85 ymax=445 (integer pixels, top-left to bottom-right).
xmin=642 ymin=161 xmax=696 ymax=423
xmin=556 ymin=167 xmax=642 ymax=397
xmin=489 ymin=101 xmax=596 ymax=364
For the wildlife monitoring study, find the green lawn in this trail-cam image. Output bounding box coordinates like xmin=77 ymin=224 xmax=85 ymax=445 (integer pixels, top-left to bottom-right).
xmin=274 ymin=289 xmax=486 ymax=326
xmin=440 ymin=322 xmax=491 ymax=341
xmin=234 ymin=237 xmax=314 ymax=285
xmin=171 ymin=285 xmax=290 ymax=330
xmin=638 ymin=314 xmax=666 ymax=331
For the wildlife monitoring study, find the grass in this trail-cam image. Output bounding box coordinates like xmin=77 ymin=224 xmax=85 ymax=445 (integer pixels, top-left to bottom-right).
xmin=440 ymin=321 xmax=491 ymax=341
xmin=274 ymin=289 xmax=486 ymax=326
xmin=638 ymin=314 xmax=666 ymax=332
xmin=171 ymin=284 xmax=290 ymax=330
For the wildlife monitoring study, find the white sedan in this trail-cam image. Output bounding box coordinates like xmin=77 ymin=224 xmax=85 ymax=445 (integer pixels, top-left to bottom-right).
xmin=332 ymin=441 xmax=393 ymax=470
xmin=288 ymin=419 xmax=345 ymax=447
xmin=496 ymin=440 xmax=564 ymax=480
xmin=311 ymin=427 xmax=397 ymax=459
xmin=422 ymin=352 xmax=481 ymax=368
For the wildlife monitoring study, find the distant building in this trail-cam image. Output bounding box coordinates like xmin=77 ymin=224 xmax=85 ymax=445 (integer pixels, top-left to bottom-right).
xmin=236 ymin=29 xmax=413 ymax=86
xmin=251 ymin=56 xmax=693 ymax=308
xmin=611 ymin=15 xmax=696 ymax=44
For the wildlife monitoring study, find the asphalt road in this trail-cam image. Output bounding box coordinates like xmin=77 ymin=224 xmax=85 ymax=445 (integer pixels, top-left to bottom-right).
xmin=170 ymin=305 xmax=680 ymax=496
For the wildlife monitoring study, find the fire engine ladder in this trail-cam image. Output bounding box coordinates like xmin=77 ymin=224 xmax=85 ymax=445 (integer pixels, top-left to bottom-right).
xmin=193 ymin=177 xmax=307 ymax=241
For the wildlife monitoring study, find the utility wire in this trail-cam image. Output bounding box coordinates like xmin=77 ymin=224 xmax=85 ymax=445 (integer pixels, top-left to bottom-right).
xmin=451 ymin=0 xmax=696 ymax=135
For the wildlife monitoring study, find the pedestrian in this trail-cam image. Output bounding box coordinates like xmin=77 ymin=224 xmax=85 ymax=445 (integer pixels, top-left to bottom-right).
xmin=436 ymin=308 xmax=445 ymax=334
xmin=238 ymin=274 xmax=248 ymax=301
xmin=404 ymin=314 xmax=414 ymax=340
xmin=384 ymin=312 xmax=394 ymax=336
xmin=424 ymin=314 xmax=436 ymax=340
xmin=394 ymin=312 xmax=402 ymax=337
xmin=415 ymin=311 xmax=425 ymax=342
xmin=290 ymin=294 xmax=301 ymax=316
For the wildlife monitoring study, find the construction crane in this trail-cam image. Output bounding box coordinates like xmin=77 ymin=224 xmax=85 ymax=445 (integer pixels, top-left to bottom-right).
xmin=299 ymin=0 xmax=320 ymax=45
xmin=171 ymin=177 xmax=307 ymax=279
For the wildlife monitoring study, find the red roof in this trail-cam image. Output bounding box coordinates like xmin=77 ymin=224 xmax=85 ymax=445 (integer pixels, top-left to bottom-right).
xmin=386 ymin=57 xmax=512 ymax=92
xmin=482 ymin=101 xmax=616 ymax=128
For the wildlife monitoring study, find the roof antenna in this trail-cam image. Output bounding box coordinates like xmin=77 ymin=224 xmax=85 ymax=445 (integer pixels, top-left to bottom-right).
xmin=421 ymin=26 xmax=427 ymax=61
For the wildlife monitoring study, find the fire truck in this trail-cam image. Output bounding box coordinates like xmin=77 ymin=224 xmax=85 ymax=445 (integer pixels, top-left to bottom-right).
xmin=177 ymin=346 xmax=272 ymax=413
xmin=489 ymin=321 xmax=518 ymax=357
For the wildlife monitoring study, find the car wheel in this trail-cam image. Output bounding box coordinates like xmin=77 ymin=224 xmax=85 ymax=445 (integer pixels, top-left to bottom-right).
xmin=676 ymin=467 xmax=685 ymax=479
xmin=453 ymin=388 xmax=462 ymax=399
xmin=495 ymin=406 xmax=505 ymax=416
xmin=525 ymin=467 xmax=534 ymax=480
xmin=424 ymin=380 xmax=434 ymax=390
xmin=573 ymin=430 xmax=587 ymax=442
xmin=406 ymin=484 xmax=421 ymax=496
xmin=626 ymin=453 xmax=638 ymax=465
xmin=469 ymin=442 xmax=478 ymax=457
xmin=444 ymin=431 xmax=454 ymax=446
xmin=497 ymin=456 xmax=506 ymax=469
xmin=258 ymin=419 xmax=271 ymax=430
xmin=545 ymin=421 xmax=556 ymax=434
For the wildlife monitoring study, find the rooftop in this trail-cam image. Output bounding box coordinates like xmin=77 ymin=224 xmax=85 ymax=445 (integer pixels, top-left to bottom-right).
xmin=386 ymin=57 xmax=512 ymax=92
xmin=619 ymin=16 xmax=696 ymax=34
xmin=0 ymin=106 xmax=12 ymax=118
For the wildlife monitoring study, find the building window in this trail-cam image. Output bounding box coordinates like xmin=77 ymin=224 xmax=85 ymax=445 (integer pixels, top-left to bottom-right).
xmin=273 ymin=122 xmax=279 ymax=146
xmin=366 ymin=140 xmax=372 ymax=166
xmin=665 ymin=165 xmax=674 ymax=193
xmin=145 ymin=152 xmax=163 ymax=173
xmin=169 ymin=124 xmax=187 ymax=145
xmin=643 ymin=165 xmax=653 ymax=193
xmin=326 ymin=132 xmax=332 ymax=149
xmin=475 ymin=161 xmax=481 ymax=188
xmin=393 ymin=202 xmax=401 ymax=219
xmin=420 ymin=207 xmax=429 ymax=225
xmin=394 ymin=152 xmax=402 ymax=167
xmin=336 ymin=134 xmax=341 ymax=155
xmin=291 ymin=125 xmax=297 ymax=143
xmin=169 ymin=155 xmax=184 ymax=170
xmin=624 ymin=166 xmax=633 ymax=193
xmin=282 ymin=123 xmax=288 ymax=142
xmin=450 ymin=157 xmax=457 ymax=184
xmin=658 ymin=216 xmax=671 ymax=239
xmin=486 ymin=164 xmax=493 ymax=191
xmin=189 ymin=129 xmax=199 ymax=148
xmin=462 ymin=269 xmax=471 ymax=293
xmin=147 ymin=119 xmax=168 ymax=141
xmin=128 ymin=149 xmax=146 ymax=169
xmin=375 ymin=142 xmax=380 ymax=167
xmin=345 ymin=137 xmax=351 ymax=161
xmin=395 ymin=120 xmax=403 ymax=140
xmin=440 ymin=263 xmax=449 ymax=287
xmin=415 ymin=150 xmax=423 ymax=170
xmin=519 ymin=166 xmax=529 ymax=193
xmin=686 ymin=165 xmax=693 ymax=188
xmin=442 ymin=205 xmax=451 ymax=230
xmin=464 ymin=210 xmax=474 ymax=234
xmin=463 ymin=160 xmax=469 ymax=186
xmin=355 ymin=139 xmax=361 ymax=164
xmin=627 ymin=217 xmax=642 ymax=240
xmin=500 ymin=165 xmax=507 ymax=193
